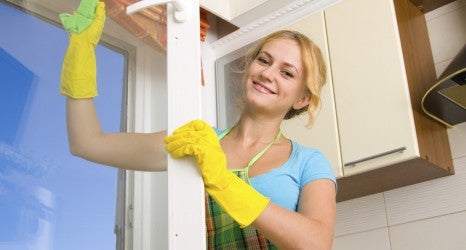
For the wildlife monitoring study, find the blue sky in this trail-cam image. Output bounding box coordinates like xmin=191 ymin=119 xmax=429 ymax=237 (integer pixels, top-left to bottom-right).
xmin=0 ymin=2 xmax=125 ymax=249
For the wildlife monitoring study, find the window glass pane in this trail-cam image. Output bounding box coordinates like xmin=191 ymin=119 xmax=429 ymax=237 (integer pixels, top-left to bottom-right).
xmin=0 ymin=2 xmax=125 ymax=250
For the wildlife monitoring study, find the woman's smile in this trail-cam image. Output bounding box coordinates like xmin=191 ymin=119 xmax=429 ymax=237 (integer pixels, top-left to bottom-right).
xmin=253 ymin=80 xmax=276 ymax=94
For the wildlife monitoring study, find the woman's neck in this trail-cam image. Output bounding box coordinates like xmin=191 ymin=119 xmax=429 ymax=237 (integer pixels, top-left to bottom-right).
xmin=230 ymin=116 xmax=283 ymax=147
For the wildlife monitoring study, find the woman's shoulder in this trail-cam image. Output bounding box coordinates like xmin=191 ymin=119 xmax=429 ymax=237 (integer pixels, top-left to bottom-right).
xmin=289 ymin=140 xmax=337 ymax=186
xmin=290 ymin=140 xmax=326 ymax=160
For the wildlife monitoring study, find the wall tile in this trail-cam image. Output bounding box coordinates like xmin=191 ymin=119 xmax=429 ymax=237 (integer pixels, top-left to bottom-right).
xmin=448 ymin=122 xmax=466 ymax=159
xmin=433 ymin=59 xmax=451 ymax=77
xmin=335 ymin=193 xmax=387 ymax=236
xmin=425 ymin=0 xmax=466 ymax=66
xmin=425 ymin=0 xmax=466 ymax=20
xmin=333 ymin=228 xmax=391 ymax=250
xmin=389 ymin=210 xmax=466 ymax=250
xmin=384 ymin=157 xmax=466 ymax=226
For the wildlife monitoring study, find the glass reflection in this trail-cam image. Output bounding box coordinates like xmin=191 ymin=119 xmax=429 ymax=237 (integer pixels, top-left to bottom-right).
xmin=0 ymin=1 xmax=124 ymax=249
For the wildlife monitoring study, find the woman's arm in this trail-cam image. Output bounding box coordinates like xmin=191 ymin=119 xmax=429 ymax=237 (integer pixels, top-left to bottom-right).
xmin=61 ymin=2 xmax=167 ymax=172
xmin=66 ymin=97 xmax=167 ymax=171
xmin=253 ymin=179 xmax=336 ymax=250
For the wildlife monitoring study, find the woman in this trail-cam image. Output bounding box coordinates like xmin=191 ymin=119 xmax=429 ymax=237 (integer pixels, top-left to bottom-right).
xmin=61 ymin=1 xmax=336 ymax=249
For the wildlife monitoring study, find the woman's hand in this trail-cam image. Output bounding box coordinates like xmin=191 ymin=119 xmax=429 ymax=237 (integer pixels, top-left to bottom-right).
xmin=60 ymin=0 xmax=106 ymax=98
xmin=165 ymin=120 xmax=270 ymax=227
xmin=164 ymin=119 xmax=227 ymax=187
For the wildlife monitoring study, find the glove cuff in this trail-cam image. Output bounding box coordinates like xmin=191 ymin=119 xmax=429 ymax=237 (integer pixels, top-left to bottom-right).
xmin=206 ymin=172 xmax=270 ymax=228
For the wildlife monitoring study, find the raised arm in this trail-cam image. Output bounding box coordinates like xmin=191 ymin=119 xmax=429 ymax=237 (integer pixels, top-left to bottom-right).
xmin=61 ymin=0 xmax=166 ymax=171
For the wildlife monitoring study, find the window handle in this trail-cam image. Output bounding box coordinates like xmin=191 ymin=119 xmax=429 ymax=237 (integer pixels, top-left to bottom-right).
xmin=127 ymin=0 xmax=187 ymax=23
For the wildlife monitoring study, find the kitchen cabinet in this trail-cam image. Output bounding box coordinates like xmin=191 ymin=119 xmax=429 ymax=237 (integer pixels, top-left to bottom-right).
xmin=325 ymin=0 xmax=454 ymax=201
xmin=201 ymin=0 xmax=304 ymax=27
xmin=326 ymin=0 xmax=418 ymax=177
xmin=277 ymin=0 xmax=455 ymax=201
xmin=201 ymin=0 xmax=269 ymax=25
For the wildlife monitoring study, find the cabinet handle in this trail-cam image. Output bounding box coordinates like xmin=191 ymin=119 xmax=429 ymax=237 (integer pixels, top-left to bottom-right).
xmin=344 ymin=146 xmax=407 ymax=167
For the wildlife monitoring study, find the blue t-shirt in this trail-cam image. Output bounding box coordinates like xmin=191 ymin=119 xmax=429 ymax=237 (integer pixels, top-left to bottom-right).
xmin=215 ymin=128 xmax=336 ymax=211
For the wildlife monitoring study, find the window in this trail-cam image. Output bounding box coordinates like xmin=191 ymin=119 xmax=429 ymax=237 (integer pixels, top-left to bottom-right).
xmin=0 ymin=1 xmax=125 ymax=249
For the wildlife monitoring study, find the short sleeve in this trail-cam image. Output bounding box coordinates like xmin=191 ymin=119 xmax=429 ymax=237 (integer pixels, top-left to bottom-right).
xmin=299 ymin=148 xmax=337 ymax=190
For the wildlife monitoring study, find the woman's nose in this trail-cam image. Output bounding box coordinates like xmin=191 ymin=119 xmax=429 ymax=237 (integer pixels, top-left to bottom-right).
xmin=260 ymin=66 xmax=276 ymax=81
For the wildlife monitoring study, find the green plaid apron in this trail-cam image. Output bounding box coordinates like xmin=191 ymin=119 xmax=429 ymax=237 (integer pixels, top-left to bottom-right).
xmin=204 ymin=128 xmax=281 ymax=250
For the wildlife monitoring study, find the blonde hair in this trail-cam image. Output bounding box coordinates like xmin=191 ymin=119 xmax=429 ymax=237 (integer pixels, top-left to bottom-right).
xmin=241 ymin=30 xmax=327 ymax=127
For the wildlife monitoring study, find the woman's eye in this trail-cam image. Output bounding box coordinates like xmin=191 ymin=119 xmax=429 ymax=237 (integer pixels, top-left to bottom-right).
xmin=282 ymin=70 xmax=294 ymax=79
xmin=257 ymin=57 xmax=269 ymax=65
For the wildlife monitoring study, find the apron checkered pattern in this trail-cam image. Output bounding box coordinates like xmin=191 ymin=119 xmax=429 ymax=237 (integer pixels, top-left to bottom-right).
xmin=204 ymin=176 xmax=278 ymax=249
xmin=204 ymin=128 xmax=282 ymax=249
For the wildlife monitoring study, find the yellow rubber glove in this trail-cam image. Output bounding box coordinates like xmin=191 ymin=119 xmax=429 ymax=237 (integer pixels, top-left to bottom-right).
xmin=60 ymin=1 xmax=106 ymax=98
xmin=164 ymin=120 xmax=270 ymax=228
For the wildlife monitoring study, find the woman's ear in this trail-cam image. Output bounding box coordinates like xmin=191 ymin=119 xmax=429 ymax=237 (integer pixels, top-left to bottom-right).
xmin=293 ymin=94 xmax=312 ymax=110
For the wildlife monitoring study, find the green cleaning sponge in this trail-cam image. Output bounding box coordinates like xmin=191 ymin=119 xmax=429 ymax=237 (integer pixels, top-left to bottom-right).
xmin=59 ymin=0 xmax=99 ymax=33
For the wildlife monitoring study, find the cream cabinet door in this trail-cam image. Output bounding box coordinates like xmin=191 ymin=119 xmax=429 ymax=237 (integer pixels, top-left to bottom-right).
xmin=280 ymin=12 xmax=342 ymax=178
xmin=325 ymin=0 xmax=419 ymax=176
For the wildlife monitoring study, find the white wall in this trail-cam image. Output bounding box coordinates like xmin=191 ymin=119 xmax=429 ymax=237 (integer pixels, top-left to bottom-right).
xmin=332 ymin=1 xmax=466 ymax=249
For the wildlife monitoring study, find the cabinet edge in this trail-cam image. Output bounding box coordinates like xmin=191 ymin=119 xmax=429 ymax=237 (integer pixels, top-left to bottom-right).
xmin=393 ymin=0 xmax=454 ymax=172
xmin=336 ymin=157 xmax=452 ymax=202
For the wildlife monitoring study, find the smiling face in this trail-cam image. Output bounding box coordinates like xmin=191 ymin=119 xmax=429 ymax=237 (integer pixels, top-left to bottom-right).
xmin=243 ymin=38 xmax=311 ymax=119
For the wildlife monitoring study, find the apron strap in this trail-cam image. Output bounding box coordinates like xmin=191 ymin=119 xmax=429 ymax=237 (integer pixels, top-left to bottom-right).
xmin=219 ymin=127 xmax=282 ymax=182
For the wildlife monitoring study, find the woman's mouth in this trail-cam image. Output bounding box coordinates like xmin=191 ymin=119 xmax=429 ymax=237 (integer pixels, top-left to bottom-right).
xmin=253 ymin=81 xmax=276 ymax=94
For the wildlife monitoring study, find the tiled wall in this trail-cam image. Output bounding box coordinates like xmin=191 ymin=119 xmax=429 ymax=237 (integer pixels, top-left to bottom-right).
xmin=332 ymin=1 xmax=466 ymax=249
